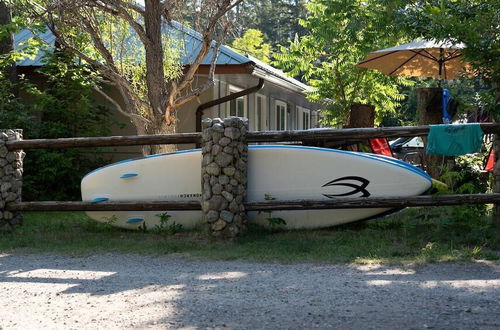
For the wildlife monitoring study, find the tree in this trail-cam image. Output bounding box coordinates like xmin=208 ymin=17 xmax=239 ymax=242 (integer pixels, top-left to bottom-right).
xmin=0 ymin=1 xmax=16 ymax=87
xmin=0 ymin=49 xmax=115 ymax=200
xmin=12 ymin=0 xmax=243 ymax=154
xmin=398 ymin=0 xmax=499 ymax=85
xmin=231 ymin=28 xmax=271 ymax=63
xmin=232 ymin=0 xmax=308 ymax=48
xmin=274 ymin=0 xmax=411 ymax=126
xmin=397 ymin=0 xmax=499 ymax=115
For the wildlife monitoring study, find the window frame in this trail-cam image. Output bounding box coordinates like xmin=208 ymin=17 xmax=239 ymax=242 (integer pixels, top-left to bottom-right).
xmin=297 ymin=106 xmax=311 ymax=130
xmin=227 ymin=85 xmax=248 ymax=118
xmin=275 ymin=100 xmax=287 ymax=131
xmin=254 ymin=94 xmax=268 ymax=131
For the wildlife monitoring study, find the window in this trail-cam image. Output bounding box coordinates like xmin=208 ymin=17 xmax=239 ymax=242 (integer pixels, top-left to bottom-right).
xmin=275 ymin=100 xmax=287 ymax=131
xmin=228 ymin=85 xmax=247 ymax=118
xmin=297 ymin=106 xmax=310 ymax=130
xmin=254 ymin=94 xmax=268 ymax=131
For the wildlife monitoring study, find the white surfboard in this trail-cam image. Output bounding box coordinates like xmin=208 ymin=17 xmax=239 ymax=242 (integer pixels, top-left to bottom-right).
xmin=81 ymin=145 xmax=432 ymax=230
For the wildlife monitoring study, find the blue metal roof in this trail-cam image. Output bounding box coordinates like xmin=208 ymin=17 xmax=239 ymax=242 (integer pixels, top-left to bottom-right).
xmin=14 ymin=28 xmax=56 ymax=66
xmin=167 ymin=21 xmax=250 ymax=65
xmin=14 ymin=21 xmax=251 ymax=67
xmin=14 ymin=22 xmax=309 ymax=93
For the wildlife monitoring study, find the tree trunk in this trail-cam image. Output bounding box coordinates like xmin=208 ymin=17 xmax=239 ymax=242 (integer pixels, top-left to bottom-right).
xmin=139 ymin=0 xmax=175 ymax=156
xmin=143 ymin=0 xmax=166 ymax=118
xmin=138 ymin=119 xmax=177 ymax=155
xmin=346 ymin=103 xmax=375 ymax=151
xmin=417 ymin=87 xmax=443 ymax=179
xmin=0 ymin=1 xmax=17 ymax=93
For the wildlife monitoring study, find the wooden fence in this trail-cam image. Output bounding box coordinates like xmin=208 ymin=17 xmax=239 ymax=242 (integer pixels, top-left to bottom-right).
xmin=3 ymin=123 xmax=500 ymax=220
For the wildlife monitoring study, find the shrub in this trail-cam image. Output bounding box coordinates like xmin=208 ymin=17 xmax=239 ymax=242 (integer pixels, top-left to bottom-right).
xmin=0 ymin=51 xmax=115 ymax=200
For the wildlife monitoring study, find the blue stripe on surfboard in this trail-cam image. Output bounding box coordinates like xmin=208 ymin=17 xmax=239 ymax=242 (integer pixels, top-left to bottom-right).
xmin=126 ymin=217 xmax=144 ymax=224
xmin=120 ymin=173 xmax=138 ymax=179
xmin=91 ymin=197 xmax=109 ymax=203
xmin=82 ymin=145 xmax=431 ymax=184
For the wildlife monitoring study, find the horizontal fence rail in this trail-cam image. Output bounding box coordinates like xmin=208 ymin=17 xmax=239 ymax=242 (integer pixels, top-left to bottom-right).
xmin=5 ymin=132 xmax=202 ymax=150
xmin=245 ymin=194 xmax=500 ymax=211
xmin=7 ymin=194 xmax=500 ymax=212
xmin=7 ymin=123 xmax=500 ymax=150
xmin=247 ymin=123 xmax=500 ymax=143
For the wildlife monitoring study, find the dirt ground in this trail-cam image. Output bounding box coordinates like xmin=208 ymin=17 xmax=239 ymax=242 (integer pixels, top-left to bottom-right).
xmin=0 ymin=253 xmax=499 ymax=329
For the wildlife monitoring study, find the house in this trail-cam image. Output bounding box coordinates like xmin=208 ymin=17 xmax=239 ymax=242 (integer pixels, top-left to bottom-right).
xmin=15 ymin=22 xmax=323 ymax=158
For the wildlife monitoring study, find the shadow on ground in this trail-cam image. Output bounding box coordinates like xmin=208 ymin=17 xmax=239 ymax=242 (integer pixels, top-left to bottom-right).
xmin=0 ymin=253 xmax=499 ymax=329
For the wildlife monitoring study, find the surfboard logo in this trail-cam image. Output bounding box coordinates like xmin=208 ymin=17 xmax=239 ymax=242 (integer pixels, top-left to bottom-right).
xmin=322 ymin=176 xmax=371 ymax=198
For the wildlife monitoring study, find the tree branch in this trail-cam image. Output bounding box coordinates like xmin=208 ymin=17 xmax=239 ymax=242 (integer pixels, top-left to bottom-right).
xmin=160 ymin=0 xmax=183 ymax=18
xmin=94 ymin=86 xmax=151 ymax=124
xmin=88 ymin=0 xmax=151 ymax=48
xmin=171 ymin=1 xmax=241 ymax=97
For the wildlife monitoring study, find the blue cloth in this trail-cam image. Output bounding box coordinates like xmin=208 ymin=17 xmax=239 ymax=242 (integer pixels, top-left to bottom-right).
xmin=427 ymin=124 xmax=484 ymax=156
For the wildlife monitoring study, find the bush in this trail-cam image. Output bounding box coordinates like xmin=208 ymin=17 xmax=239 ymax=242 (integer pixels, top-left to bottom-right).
xmin=0 ymin=51 xmax=115 ymax=200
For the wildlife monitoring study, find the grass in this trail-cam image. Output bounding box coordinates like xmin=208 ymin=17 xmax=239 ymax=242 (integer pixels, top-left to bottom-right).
xmin=0 ymin=207 xmax=499 ymax=265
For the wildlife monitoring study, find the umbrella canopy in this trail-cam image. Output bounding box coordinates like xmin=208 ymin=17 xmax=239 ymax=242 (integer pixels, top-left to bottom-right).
xmin=357 ymin=39 xmax=467 ymax=80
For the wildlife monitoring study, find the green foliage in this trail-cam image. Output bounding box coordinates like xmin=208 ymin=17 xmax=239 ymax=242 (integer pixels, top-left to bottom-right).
xmin=274 ymin=0 xmax=412 ymax=126
xmin=231 ymin=29 xmax=272 ymax=63
xmin=423 ymin=153 xmax=490 ymax=234
xmin=0 ymin=12 xmax=47 ymax=68
xmin=0 ymin=50 xmax=114 ymax=200
xmin=397 ymin=0 xmax=499 ymax=117
xmin=232 ymin=0 xmax=309 ymax=48
xmin=398 ymin=0 xmax=499 ymax=84
xmin=439 ymin=154 xmax=488 ymax=195
xmin=1 ymin=211 xmax=497 ymax=263
xmin=267 ymin=217 xmax=287 ymax=229
xmin=444 ymin=77 xmax=496 ymax=121
xmin=264 ymin=193 xmax=276 ymax=201
xmin=150 ymin=212 xmax=184 ymax=234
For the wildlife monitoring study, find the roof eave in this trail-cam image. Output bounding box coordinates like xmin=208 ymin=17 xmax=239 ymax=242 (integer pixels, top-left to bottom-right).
xmin=250 ymin=66 xmax=311 ymax=94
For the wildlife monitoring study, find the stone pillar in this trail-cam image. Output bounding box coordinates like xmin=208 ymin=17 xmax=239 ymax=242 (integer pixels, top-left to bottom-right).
xmin=201 ymin=117 xmax=248 ymax=238
xmin=0 ymin=129 xmax=24 ymax=231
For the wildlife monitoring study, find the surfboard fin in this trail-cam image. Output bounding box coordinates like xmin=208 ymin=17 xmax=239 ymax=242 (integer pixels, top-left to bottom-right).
xmin=120 ymin=173 xmax=138 ymax=179
xmin=91 ymin=197 xmax=109 ymax=203
xmin=126 ymin=217 xmax=144 ymax=224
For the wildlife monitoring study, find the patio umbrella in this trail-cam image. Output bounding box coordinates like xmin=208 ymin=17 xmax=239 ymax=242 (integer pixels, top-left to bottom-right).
xmin=357 ymin=39 xmax=467 ymax=80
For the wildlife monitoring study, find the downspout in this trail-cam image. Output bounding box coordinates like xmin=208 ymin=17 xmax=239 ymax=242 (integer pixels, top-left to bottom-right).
xmin=196 ymin=78 xmax=265 ymax=132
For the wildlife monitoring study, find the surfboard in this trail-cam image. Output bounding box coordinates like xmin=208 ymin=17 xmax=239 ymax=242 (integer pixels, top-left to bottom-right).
xmin=81 ymin=145 xmax=432 ymax=230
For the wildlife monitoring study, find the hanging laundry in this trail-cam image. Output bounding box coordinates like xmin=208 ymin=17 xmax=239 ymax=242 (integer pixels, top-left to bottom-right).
xmin=427 ymin=123 xmax=484 ymax=156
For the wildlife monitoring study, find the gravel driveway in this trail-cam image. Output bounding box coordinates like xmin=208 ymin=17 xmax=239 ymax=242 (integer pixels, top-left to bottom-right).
xmin=0 ymin=253 xmax=499 ymax=329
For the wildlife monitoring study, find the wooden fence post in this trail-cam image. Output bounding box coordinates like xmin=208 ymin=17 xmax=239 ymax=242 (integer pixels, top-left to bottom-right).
xmin=201 ymin=117 xmax=248 ymax=238
xmin=417 ymin=87 xmax=443 ymax=179
xmin=348 ymin=103 xmax=375 ymax=128
xmin=0 ymin=129 xmax=24 ymax=231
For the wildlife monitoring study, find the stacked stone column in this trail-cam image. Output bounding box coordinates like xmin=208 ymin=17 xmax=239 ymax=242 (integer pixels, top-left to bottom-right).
xmin=201 ymin=117 xmax=248 ymax=238
xmin=0 ymin=129 xmax=24 ymax=231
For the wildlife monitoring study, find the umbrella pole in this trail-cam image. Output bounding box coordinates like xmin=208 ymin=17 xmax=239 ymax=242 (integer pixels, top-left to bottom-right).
xmin=438 ymin=48 xmax=444 ymax=87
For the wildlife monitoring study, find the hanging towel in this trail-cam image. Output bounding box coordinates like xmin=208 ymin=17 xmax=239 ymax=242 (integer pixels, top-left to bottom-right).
xmin=427 ymin=124 xmax=484 ymax=156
